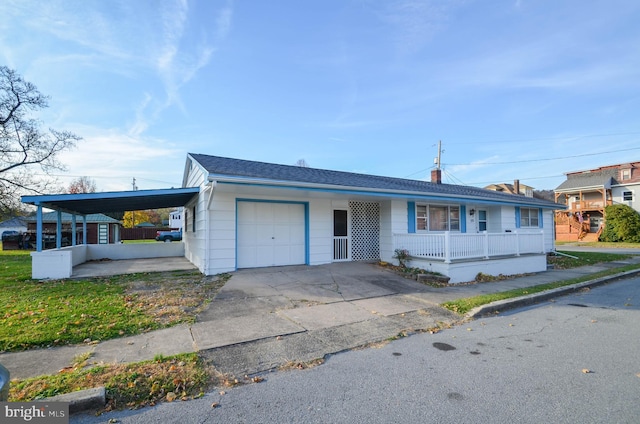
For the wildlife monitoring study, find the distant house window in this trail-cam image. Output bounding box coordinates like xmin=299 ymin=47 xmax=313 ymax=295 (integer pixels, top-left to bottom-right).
xmin=192 ymin=206 xmax=197 ymax=232
xmin=520 ymin=208 xmax=540 ymax=228
xmin=623 ymin=191 xmax=633 ymax=201
xmin=416 ymin=204 xmax=460 ymax=231
xmin=621 ymin=169 xmax=631 ymax=180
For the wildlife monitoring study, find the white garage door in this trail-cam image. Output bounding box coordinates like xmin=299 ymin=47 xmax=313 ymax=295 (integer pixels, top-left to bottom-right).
xmin=237 ymin=201 xmax=306 ymax=268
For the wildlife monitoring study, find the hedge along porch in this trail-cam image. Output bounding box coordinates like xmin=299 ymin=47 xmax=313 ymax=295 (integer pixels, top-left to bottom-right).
xmin=182 ymin=154 xmax=564 ymax=283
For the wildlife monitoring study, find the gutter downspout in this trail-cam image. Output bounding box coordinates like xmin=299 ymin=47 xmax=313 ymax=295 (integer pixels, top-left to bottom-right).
xmin=203 ymin=180 xmax=217 ymax=275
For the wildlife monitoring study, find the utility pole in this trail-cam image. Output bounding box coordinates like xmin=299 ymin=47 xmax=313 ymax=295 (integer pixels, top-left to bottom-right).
xmin=131 ymin=177 xmax=138 ymax=228
xmin=435 ymin=140 xmax=442 ymax=170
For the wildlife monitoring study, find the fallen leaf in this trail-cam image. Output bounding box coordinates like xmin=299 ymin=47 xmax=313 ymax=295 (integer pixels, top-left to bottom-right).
xmin=467 ymin=328 xmax=473 ymax=331
xmin=591 ymin=320 xmax=597 ymax=323
xmin=582 ymin=369 xmax=592 ymax=374
xmin=252 ymin=376 xmax=264 ymax=383
xmin=219 ymin=391 xmax=226 ymax=396
xmin=509 ymin=324 xmax=514 ymax=327
xmin=166 ymin=392 xmax=177 ymax=402
xmin=211 ymin=402 xmax=220 ymax=408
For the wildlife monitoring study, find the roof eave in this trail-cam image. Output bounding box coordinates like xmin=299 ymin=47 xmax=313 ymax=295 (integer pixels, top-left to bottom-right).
xmin=208 ymin=174 xmax=564 ymax=209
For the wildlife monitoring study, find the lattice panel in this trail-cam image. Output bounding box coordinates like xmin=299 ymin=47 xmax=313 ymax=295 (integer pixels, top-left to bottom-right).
xmin=349 ymin=201 xmax=380 ymax=261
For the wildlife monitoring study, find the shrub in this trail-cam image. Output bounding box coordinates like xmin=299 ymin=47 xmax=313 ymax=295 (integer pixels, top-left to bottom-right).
xmin=601 ymin=204 xmax=640 ymax=243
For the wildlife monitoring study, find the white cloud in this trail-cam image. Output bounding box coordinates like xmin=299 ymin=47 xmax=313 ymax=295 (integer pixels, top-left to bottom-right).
xmin=58 ymin=125 xmax=184 ymax=192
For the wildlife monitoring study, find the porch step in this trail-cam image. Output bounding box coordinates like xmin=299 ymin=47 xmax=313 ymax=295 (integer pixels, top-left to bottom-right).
xmin=580 ymin=233 xmax=600 ymax=242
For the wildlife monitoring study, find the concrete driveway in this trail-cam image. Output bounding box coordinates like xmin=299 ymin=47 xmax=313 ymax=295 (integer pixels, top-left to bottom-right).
xmin=71 ymin=257 xmax=198 ymax=278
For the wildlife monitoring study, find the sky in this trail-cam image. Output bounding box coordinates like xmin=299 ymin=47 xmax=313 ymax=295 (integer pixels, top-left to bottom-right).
xmin=1 ymin=0 xmax=639 ymax=193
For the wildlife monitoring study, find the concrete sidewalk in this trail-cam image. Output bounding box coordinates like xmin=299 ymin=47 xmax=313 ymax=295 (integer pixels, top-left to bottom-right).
xmin=2 ymin=256 xmax=640 ymax=384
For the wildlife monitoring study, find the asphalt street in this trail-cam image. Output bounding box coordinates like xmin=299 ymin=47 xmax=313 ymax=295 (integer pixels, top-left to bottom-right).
xmin=72 ymin=276 xmax=640 ymax=424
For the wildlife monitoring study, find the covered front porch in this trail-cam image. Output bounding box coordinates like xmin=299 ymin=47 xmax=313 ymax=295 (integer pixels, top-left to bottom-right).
xmin=393 ymin=230 xmax=548 ymax=283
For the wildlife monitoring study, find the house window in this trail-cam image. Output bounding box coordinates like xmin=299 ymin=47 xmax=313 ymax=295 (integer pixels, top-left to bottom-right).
xmin=416 ymin=204 xmax=460 ymax=231
xmin=621 ymin=169 xmax=631 ymax=181
xmin=623 ymin=191 xmax=633 ymax=201
xmin=192 ymin=206 xmax=197 ymax=232
xmin=520 ymin=208 xmax=539 ymax=228
xmin=478 ymin=210 xmax=487 ymax=232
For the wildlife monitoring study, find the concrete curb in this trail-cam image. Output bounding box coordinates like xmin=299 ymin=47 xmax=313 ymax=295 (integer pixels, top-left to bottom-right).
xmin=466 ymin=267 xmax=640 ymax=318
xmin=39 ymin=386 xmax=106 ymax=414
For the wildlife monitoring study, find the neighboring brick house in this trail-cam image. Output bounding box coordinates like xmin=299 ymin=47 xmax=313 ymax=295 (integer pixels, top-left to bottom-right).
xmin=554 ymin=161 xmax=640 ymax=241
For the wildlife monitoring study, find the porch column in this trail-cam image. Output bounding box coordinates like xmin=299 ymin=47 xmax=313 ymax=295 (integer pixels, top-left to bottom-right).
xmin=56 ymin=210 xmax=62 ymax=249
xmin=71 ymin=214 xmax=77 ymax=246
xmin=444 ymin=231 xmax=452 ymax=264
xmin=36 ymin=204 xmax=43 ymax=252
xmin=483 ymin=231 xmax=489 ymax=259
xmin=82 ymin=216 xmax=88 ymax=245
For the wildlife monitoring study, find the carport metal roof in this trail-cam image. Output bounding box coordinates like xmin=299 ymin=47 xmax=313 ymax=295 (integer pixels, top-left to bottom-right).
xmin=21 ymin=187 xmax=200 ymax=215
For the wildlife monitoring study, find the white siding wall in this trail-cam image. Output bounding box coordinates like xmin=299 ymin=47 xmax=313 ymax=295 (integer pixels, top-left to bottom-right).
xmin=183 ymin=160 xmax=208 ymax=273
xmin=380 ymin=200 xmax=407 ymax=263
xmin=612 ymin=184 xmax=640 ymax=212
xmin=309 ymin=198 xmax=333 ymax=265
xmin=203 ymin=190 xmax=337 ymax=275
xmin=206 ymin=190 xmax=236 ymax=274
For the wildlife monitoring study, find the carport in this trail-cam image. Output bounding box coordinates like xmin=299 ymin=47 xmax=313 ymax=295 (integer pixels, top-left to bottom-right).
xmin=21 ymin=187 xmax=199 ymax=279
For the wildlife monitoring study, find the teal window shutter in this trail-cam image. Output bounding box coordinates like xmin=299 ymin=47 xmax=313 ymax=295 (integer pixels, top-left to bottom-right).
xmin=538 ymin=208 xmax=544 ymax=228
xmin=460 ymin=205 xmax=466 ymax=233
xmin=515 ymin=207 xmax=521 ymax=229
xmin=408 ymin=202 xmax=416 ymax=233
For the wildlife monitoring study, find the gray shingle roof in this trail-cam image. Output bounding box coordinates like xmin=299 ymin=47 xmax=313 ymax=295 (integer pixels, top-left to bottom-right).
xmin=190 ymin=153 xmax=562 ymax=209
xmin=555 ymin=168 xmax=618 ymax=191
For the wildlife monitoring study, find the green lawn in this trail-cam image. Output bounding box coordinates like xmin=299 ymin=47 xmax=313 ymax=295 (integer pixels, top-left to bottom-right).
xmin=442 ymin=251 xmax=640 ymax=315
xmin=0 ymin=250 xmax=158 ymax=352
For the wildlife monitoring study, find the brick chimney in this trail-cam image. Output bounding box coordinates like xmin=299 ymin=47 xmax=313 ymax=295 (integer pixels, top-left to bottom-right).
xmin=514 ymin=179 xmax=520 ymax=195
xmin=431 ymin=169 xmax=442 ymax=184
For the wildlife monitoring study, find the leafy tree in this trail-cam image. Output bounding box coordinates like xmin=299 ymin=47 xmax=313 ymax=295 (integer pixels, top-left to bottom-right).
xmin=600 ymin=204 xmax=640 ymax=243
xmin=68 ymin=176 xmax=97 ymax=194
xmin=0 ymin=66 xmax=81 ymax=214
xmin=122 ymin=210 xmax=165 ymax=228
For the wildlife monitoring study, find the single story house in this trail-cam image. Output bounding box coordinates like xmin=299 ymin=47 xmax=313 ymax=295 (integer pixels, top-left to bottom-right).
xmin=26 ymin=212 xmax=122 ymax=247
xmin=21 ymin=154 xmax=563 ymax=282
xmin=181 ymin=154 xmax=563 ymax=283
xmin=0 ymin=217 xmax=28 ymax=234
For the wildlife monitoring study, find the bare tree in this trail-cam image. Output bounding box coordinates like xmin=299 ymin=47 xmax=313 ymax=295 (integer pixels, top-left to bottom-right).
xmin=295 ymin=159 xmax=309 ymax=167
xmin=0 ymin=66 xmax=81 ymax=213
xmin=68 ymin=176 xmax=97 ymax=194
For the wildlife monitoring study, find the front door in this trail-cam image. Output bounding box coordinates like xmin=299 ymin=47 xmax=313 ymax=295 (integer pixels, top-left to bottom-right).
xmin=333 ymin=209 xmax=349 ymax=261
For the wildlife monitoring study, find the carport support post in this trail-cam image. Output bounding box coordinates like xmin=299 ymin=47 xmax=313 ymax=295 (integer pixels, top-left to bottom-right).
xmin=71 ymin=214 xmax=77 ymax=246
xmin=82 ymin=216 xmax=88 ymax=245
xmin=56 ymin=211 xmax=62 ymax=249
xmin=36 ymin=204 xmax=43 ymax=252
